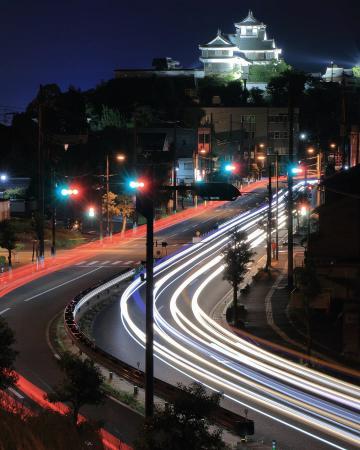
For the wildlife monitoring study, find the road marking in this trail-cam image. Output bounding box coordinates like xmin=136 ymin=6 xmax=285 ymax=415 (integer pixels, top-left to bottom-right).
xmin=23 ymin=267 xmax=102 ymax=302
xmin=0 ymin=308 xmax=10 ymax=315
xmin=126 ymin=260 xmax=134 ymax=264
xmin=87 ymin=261 xmax=99 ymax=266
xmin=75 ymin=261 xmax=87 ymax=265
xmin=8 ymin=387 xmax=24 ymax=400
xmin=111 ymin=261 xmax=122 ymax=265
xmin=100 ymin=260 xmax=111 ymax=265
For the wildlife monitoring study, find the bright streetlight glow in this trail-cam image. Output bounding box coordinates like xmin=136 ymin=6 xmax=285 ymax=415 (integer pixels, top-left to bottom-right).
xmin=307 ymin=147 xmax=315 ymax=154
xmin=88 ymin=206 xmax=96 ymax=217
xmin=330 ymin=143 xmax=336 ymax=149
xmin=0 ymin=174 xmax=7 ymax=181
xmin=300 ymin=133 xmax=307 ymax=140
xmin=116 ymin=154 xmax=126 ymax=161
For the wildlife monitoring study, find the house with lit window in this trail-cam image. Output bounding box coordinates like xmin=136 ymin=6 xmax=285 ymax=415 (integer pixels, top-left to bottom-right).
xmin=199 ymin=10 xmax=282 ymax=77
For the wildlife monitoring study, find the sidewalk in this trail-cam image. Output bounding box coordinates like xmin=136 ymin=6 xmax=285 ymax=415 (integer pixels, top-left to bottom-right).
xmin=213 ymin=247 xmax=359 ymax=377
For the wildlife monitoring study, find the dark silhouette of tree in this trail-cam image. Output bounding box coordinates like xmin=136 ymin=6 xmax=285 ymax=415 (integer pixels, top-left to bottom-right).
xmin=222 ymin=229 xmax=254 ymax=326
xmin=266 ymin=69 xmax=309 ymax=107
xmin=135 ymin=382 xmax=227 ymax=450
xmin=47 ymin=352 xmax=105 ymax=425
xmin=0 ymin=220 xmax=17 ymax=267
xmin=0 ymin=317 xmax=18 ymax=390
xmin=294 ymin=262 xmax=321 ymax=358
xmin=247 ymin=87 xmax=265 ymax=105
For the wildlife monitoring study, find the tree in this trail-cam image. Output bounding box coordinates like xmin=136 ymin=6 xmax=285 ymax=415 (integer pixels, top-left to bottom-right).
xmin=0 ymin=317 xmax=18 ymax=390
xmin=247 ymin=87 xmax=265 ymax=105
xmin=0 ymin=220 xmax=17 ymax=267
xmin=117 ymin=194 xmax=135 ymax=232
xmin=135 ymin=382 xmax=227 ymax=450
xmin=248 ymin=60 xmax=291 ymax=83
xmin=294 ymin=262 xmax=321 ymax=358
xmin=47 ymin=352 xmax=105 ymax=425
xmin=222 ymin=229 xmax=254 ymax=326
xmin=102 ymin=191 xmax=121 ymax=235
xmin=352 ymin=66 xmax=360 ymax=78
xmin=266 ymin=69 xmax=309 ymax=106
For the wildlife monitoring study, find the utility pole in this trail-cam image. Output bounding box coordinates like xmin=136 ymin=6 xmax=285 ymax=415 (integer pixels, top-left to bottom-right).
xmin=145 ymin=193 xmax=154 ymax=418
xmin=266 ymin=154 xmax=272 ymax=270
xmin=275 ymin=152 xmax=279 ymax=260
xmin=287 ymin=93 xmax=295 ymax=290
xmin=37 ymin=86 xmax=45 ymax=260
xmin=106 ymin=154 xmax=110 ymax=237
xmin=51 ymin=167 xmax=56 ymax=256
xmin=173 ymin=125 xmax=177 ymax=212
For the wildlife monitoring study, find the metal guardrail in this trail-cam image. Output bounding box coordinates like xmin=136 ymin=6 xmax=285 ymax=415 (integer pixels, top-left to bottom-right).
xmin=63 ymin=266 xmax=254 ymax=436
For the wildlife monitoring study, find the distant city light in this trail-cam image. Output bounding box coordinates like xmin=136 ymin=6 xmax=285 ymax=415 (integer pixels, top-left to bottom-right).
xmin=300 ymin=133 xmax=307 ymax=140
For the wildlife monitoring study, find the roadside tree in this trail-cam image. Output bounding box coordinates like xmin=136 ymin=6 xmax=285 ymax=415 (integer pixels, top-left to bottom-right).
xmin=222 ymin=229 xmax=254 ymax=326
xmin=0 ymin=219 xmax=17 ymax=267
xmin=294 ymin=262 xmax=321 ymax=357
xmin=47 ymin=352 xmax=105 ymax=425
xmin=0 ymin=317 xmax=18 ymax=390
xmin=135 ymin=382 xmax=227 ymax=450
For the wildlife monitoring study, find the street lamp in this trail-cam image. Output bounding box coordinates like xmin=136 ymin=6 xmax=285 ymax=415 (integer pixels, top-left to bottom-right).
xmin=116 ymin=153 xmax=126 ymax=161
xmin=0 ymin=174 xmax=7 ymax=182
xmin=330 ymin=143 xmax=336 ymax=149
xmin=300 ymin=133 xmax=307 ymax=140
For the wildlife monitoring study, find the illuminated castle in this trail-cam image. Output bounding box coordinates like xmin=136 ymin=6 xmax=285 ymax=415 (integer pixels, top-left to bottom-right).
xmin=199 ymin=10 xmax=282 ymax=76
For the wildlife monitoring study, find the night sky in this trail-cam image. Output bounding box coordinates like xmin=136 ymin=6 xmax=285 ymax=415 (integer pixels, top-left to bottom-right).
xmin=1 ymin=0 xmax=359 ymax=113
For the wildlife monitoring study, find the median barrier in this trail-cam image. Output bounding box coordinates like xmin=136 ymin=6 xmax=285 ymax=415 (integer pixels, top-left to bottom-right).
xmin=63 ymin=271 xmax=255 ymax=437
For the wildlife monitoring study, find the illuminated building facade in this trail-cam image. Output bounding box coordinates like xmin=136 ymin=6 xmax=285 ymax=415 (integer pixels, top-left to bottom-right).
xmin=199 ymin=10 xmax=282 ymax=76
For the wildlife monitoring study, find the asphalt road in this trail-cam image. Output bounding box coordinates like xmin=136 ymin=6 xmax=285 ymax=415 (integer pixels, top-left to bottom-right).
xmin=0 ymin=193 xmax=262 ymax=444
xmin=93 ymin=185 xmax=360 ymax=450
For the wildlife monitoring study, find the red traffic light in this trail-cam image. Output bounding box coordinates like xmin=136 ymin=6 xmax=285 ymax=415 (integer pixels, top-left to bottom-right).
xmin=60 ymin=187 xmax=80 ymax=196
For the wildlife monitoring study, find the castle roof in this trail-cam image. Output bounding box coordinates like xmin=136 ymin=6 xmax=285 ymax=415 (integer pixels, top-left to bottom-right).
xmin=200 ymin=30 xmax=237 ymax=49
xmin=235 ymin=10 xmax=262 ymax=27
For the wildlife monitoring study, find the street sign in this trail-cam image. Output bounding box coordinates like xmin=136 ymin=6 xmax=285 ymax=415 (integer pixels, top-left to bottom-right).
xmin=193 ymin=182 xmax=241 ymax=201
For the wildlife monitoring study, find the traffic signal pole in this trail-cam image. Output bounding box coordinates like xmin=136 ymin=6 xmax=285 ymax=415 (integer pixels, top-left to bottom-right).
xmin=266 ymin=156 xmax=272 ymax=270
xmin=287 ymin=98 xmax=295 ymax=290
xmin=145 ymin=195 xmax=154 ymax=418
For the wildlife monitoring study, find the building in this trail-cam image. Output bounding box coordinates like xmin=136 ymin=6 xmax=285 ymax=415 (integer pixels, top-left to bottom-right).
xmin=195 ymin=106 xmax=298 ymax=175
xmin=115 ymin=57 xmax=204 ymax=80
xmin=199 ymin=10 xmax=282 ymax=76
xmin=322 ymin=65 xmax=360 ymax=91
xmin=308 ymin=166 xmax=360 ymax=360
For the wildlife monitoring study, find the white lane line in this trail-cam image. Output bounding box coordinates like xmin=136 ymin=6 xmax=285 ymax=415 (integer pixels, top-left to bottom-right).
xmin=111 ymin=261 xmax=122 ymax=265
xmin=8 ymin=387 xmax=24 ymax=399
xmin=100 ymin=260 xmax=110 ymax=265
xmin=87 ymin=261 xmax=99 ymax=266
xmin=23 ymin=267 xmax=102 ymax=302
xmin=0 ymin=308 xmax=10 ymax=315
xmin=75 ymin=261 xmax=87 ymax=265
xmin=126 ymin=260 xmax=134 ymax=264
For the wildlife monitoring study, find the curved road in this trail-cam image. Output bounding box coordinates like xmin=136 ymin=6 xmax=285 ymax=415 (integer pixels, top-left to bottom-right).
xmin=0 ymin=194 xmax=261 ymax=444
xmin=94 ymin=185 xmax=360 ymax=450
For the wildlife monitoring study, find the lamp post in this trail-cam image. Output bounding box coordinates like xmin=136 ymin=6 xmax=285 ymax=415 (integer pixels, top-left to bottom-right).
xmin=275 ymin=152 xmax=279 ymax=260
xmin=266 ymin=153 xmax=272 ymax=271
xmin=103 ymin=153 xmax=126 ymax=238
